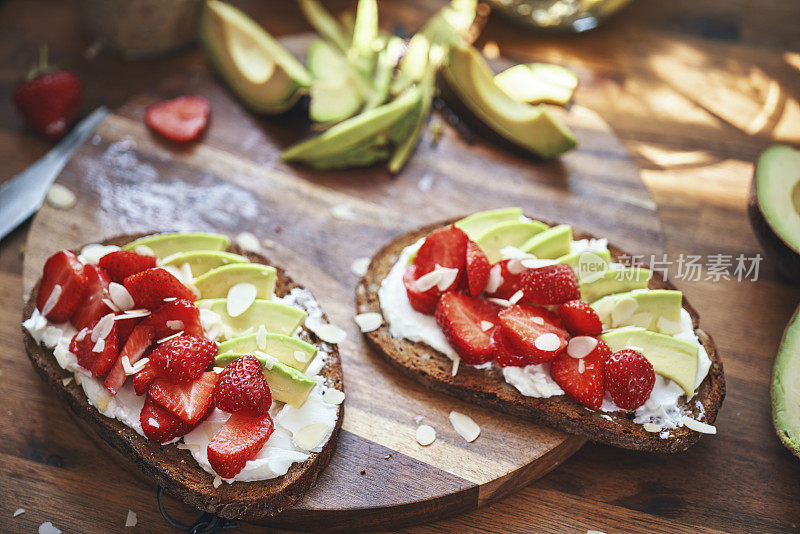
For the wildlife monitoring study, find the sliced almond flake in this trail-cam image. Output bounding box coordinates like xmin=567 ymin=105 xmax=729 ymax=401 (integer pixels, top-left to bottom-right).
xmin=166 ymin=320 xmax=184 ymax=331
xmin=578 ymin=358 xmax=585 ymax=374
xmin=157 ymin=331 xmax=183 ymax=344
xmin=114 ymin=309 xmax=151 ymax=320
xmin=532 ymin=316 xmax=545 ymax=325
xmin=520 ymin=258 xmax=558 ymax=269
xmin=433 ymin=265 xmax=459 ymax=291
xmin=682 ymin=416 xmax=717 ymax=434
xmin=38 ymin=522 xmax=62 ymax=534
xmin=235 ymin=231 xmax=261 ymax=252
xmin=120 ymin=356 xmax=132 ymax=374
xmin=226 ymin=283 xmax=257 ymax=318
xmin=101 ymin=298 xmax=121 ymax=312
xmin=415 ymin=424 xmax=436 ymax=446
xmin=305 ymin=318 xmax=346 ymax=344
xmin=508 ymin=289 xmax=524 ymax=304
xmin=109 ymin=282 xmax=135 ymax=310
xmin=125 ymin=510 xmax=137 ymax=527
xmin=331 ymin=203 xmax=357 ymax=220
xmin=253 ymin=351 xmax=278 ymax=370
xmin=355 ymin=312 xmax=383 ymax=333
xmin=452 ymin=356 xmax=460 ymax=376
xmin=134 ymin=245 xmax=156 ymax=257
xmin=567 ymin=336 xmax=599 ymax=359
xmin=92 ymin=313 xmax=116 ymax=342
xmin=505 ymin=258 xmax=528 ymax=275
xmin=13 ymin=508 xmax=25 ymax=517
xmin=262 ymin=239 xmax=276 ymax=249
xmin=611 ymin=296 xmax=638 ymax=326
xmin=163 ymin=296 xmax=177 ymax=302
xmin=180 ymin=262 xmax=194 ymax=283
xmin=148 ymin=417 xmax=160 ymax=428
xmin=41 ymin=284 xmax=62 ymax=316
xmin=92 ymin=338 xmax=105 ymax=353
xmin=350 ymin=257 xmax=371 ymax=277
xmin=213 ymin=366 xmax=225 ymax=374
xmin=213 ymin=475 xmax=223 ymax=488
xmin=534 ymin=333 xmax=561 ymax=352
xmin=322 ymin=388 xmax=345 ymax=405
xmin=449 ymin=411 xmax=480 ymax=442
xmin=256 ymin=325 xmax=268 ymax=350
xmin=127 ymin=357 xmax=149 ymax=375
xmin=46 ymin=183 xmax=77 ymax=209
xmin=486 ymin=297 xmax=511 ymax=307
xmin=480 ymin=321 xmax=494 ymax=332
xmin=485 ymin=264 xmax=504 ymax=293
xmin=61 ymin=376 xmax=73 ymax=386
xmin=162 ymin=265 xmax=186 ymax=283
xmin=293 ymin=350 xmax=308 ymax=362
xmin=499 ymin=245 xmax=530 ymax=260
xmin=295 ymin=422 xmax=330 ymax=450
xmin=657 ymin=316 xmax=683 ymax=335
xmin=643 ymin=422 xmax=661 ymax=433
xmin=412 ymin=269 xmax=442 ymax=292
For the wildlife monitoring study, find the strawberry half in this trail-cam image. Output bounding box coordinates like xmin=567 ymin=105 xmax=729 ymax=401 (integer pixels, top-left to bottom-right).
xmin=207 ymin=412 xmax=275 ymax=479
xmin=558 ymin=300 xmax=603 ymax=336
xmin=149 ymin=371 xmax=218 ymax=424
xmin=497 ymin=305 xmax=568 ymax=364
xmin=36 ymin=250 xmax=87 ymax=322
xmin=70 ymin=264 xmax=113 ymax=330
xmin=434 ymin=292 xmax=498 ymax=365
xmin=465 ymin=241 xmax=490 ymax=296
xmin=403 ymin=265 xmax=440 ymax=315
xmin=213 ymin=355 xmax=272 ymax=417
xmin=98 ymin=250 xmax=157 ymax=284
xmin=142 ymin=299 xmax=203 ymax=339
xmin=413 ymin=225 xmax=469 ymax=278
xmin=550 ymin=348 xmax=605 ymax=410
xmin=104 ymin=325 xmax=154 ymax=395
xmin=69 ymin=315 xmax=120 ymax=378
xmin=149 ymin=335 xmax=216 ymax=384
xmin=123 ymin=267 xmax=196 ymax=310
xmin=604 ymin=349 xmax=656 ymax=411
xmin=521 ymin=263 xmax=580 ymax=305
xmin=491 ymin=327 xmax=531 ymax=368
xmin=485 ymin=260 xmax=524 ymax=300
xmin=139 ymin=395 xmax=211 ymax=443
xmin=145 ymin=96 xmax=211 ymax=144
xmin=133 ymin=360 xmax=159 ymax=396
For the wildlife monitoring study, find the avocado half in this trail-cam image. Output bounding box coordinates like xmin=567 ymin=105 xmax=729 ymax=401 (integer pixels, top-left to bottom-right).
xmin=748 ymin=145 xmax=800 ymax=283
xmin=199 ymin=0 xmax=311 ymax=114
xmin=772 ymin=304 xmax=800 ymax=459
xmin=439 ymin=42 xmax=577 ymax=159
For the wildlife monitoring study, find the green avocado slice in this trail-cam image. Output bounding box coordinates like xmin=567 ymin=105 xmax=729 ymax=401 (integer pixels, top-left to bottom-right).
xmin=200 ymin=0 xmax=310 ymax=114
xmin=591 ymin=289 xmax=683 ymax=333
xmin=298 ymin=0 xmax=350 ymax=52
xmin=193 ymin=263 xmax=277 ymax=300
xmin=217 ymin=332 xmax=317 ymax=372
xmin=579 ymin=267 xmax=651 ymax=303
xmin=494 ymin=63 xmax=578 ymax=106
xmin=442 ymin=42 xmax=577 ymax=158
xmin=162 ymin=251 xmax=248 ymax=278
xmin=555 ymin=250 xmax=610 ymax=280
xmin=198 ymin=298 xmax=306 ymax=338
xmin=388 ymin=58 xmax=436 ymax=174
xmin=214 ymin=352 xmax=316 ymax=407
xmin=123 ymin=233 xmax=229 ymax=258
xmin=521 ymin=224 xmax=572 ymax=259
xmin=349 ymin=0 xmax=378 ymax=76
xmin=772 ymin=304 xmax=800 ymax=458
xmin=474 ymin=220 xmax=549 ymax=263
xmin=454 ymin=207 xmax=523 ymax=240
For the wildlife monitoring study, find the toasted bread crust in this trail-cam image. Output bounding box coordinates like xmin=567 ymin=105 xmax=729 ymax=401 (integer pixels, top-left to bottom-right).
xmin=22 ymin=233 xmax=344 ymax=520
xmin=356 ymin=219 xmax=725 ymax=453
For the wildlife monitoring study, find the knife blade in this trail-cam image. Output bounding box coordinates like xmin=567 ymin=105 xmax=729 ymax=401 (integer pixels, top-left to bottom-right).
xmin=0 ymin=107 xmax=110 ymax=241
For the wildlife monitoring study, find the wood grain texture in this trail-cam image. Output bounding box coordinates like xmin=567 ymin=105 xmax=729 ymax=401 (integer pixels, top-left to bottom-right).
xmin=1 ymin=0 xmax=799 ymax=532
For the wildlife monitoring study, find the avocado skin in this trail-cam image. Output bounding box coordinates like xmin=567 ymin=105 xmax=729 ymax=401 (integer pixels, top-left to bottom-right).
xmin=772 ymin=304 xmax=800 ymax=459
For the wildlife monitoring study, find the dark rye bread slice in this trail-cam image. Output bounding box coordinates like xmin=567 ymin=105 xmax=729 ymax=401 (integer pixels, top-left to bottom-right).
xmin=356 ymin=218 xmax=725 ymax=453
xmin=22 ymin=233 xmax=344 ymax=520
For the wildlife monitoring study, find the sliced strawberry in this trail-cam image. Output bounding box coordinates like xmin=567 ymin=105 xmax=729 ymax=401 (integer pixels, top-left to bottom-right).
xmin=465 ymin=241 xmax=490 ymax=296
xmin=123 ymin=268 xmax=196 ymax=310
xmin=104 ymin=325 xmax=155 ymax=395
xmin=214 ymin=355 xmax=272 ymax=417
xmin=149 ymin=371 xmax=218 ymax=424
xmin=145 ymin=96 xmax=211 ymax=144
xmin=485 ymin=260 xmax=524 ymax=300
xmin=604 ymin=349 xmax=656 ymax=411
xmin=558 ymin=300 xmax=603 ymax=336
xmin=149 ymin=335 xmax=216 ymax=383
xmin=69 ymin=315 xmax=120 ymax=377
xmin=114 ymin=312 xmax=141 ymax=347
xmin=434 ymin=292 xmax=498 ymax=365
xmin=403 ymin=264 xmax=441 ymax=315
xmin=133 ymin=360 xmax=159 ymax=396
xmin=139 ymin=395 xmax=211 ymax=443
xmin=36 ymin=250 xmax=87 ymax=322
xmin=521 ymin=263 xmax=579 ymax=305
xmin=207 ymin=412 xmax=275 ymax=479
xmin=70 ymin=264 xmax=113 ymax=330
xmin=413 ymin=225 xmax=469 ymax=278
xmin=98 ymin=250 xmax=157 ymax=284
xmin=497 ymin=305 xmax=568 ymax=364
xmin=491 ymin=327 xmax=531 ymax=367
xmin=550 ymin=348 xmax=605 ymax=410
xmin=142 ymin=299 xmax=203 ymax=339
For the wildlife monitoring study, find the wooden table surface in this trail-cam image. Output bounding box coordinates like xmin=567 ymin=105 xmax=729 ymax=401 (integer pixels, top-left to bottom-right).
xmin=1 ymin=1 xmax=799 ymax=533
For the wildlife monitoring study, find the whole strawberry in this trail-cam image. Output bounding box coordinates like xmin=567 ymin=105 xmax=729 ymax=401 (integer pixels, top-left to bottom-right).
xmin=12 ymin=46 xmax=82 ymax=140
xmin=604 ymin=349 xmax=656 ymax=411
xmin=521 ymin=264 xmax=580 ymax=305
xmin=149 ymin=335 xmax=216 ymax=383
xmin=214 ymin=355 xmax=272 ymax=417
xmin=558 ymin=300 xmax=603 ymax=336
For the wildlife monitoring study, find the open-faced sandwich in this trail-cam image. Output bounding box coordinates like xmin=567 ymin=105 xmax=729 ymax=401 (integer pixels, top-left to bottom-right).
xmin=357 ymin=208 xmax=724 ymax=452
xmin=22 ymin=232 xmax=344 ymax=519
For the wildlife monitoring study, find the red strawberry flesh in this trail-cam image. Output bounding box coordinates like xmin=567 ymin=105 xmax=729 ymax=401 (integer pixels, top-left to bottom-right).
xmin=207 ymin=412 xmax=275 ymax=479
xmin=558 ymin=299 xmax=603 ymax=336
xmin=604 ymin=349 xmax=656 ymax=411
xmin=104 ymin=325 xmax=154 ymax=395
xmin=521 ymin=263 xmax=580 ymax=305
xmin=149 ymin=371 xmax=218 ymax=424
xmin=98 ymin=250 xmax=157 ymax=284
xmin=466 ymin=240 xmax=490 ymax=296
xmin=550 ymin=349 xmax=605 ymax=410
xmin=70 ymin=264 xmax=113 ymax=330
xmin=142 ymin=299 xmax=203 ymax=339
xmin=434 ymin=292 xmax=498 ymax=365
xmin=145 ymin=96 xmax=211 ymax=143
xmin=213 ymin=355 xmax=272 ymax=417
xmin=149 ymin=335 xmax=217 ymax=384
xmin=123 ymin=267 xmax=196 ymax=310
xmin=13 ymin=69 xmax=83 ymax=141
xmin=36 ymin=250 xmax=87 ymax=322
xmin=497 ymin=305 xmax=568 ymax=364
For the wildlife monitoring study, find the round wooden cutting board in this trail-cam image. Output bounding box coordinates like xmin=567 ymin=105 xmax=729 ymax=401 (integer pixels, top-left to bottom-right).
xmin=20 ymin=35 xmax=662 ymax=531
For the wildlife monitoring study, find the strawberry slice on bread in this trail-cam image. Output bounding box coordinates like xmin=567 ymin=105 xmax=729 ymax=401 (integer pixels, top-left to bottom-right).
xmin=207 ymin=413 xmax=275 ymax=479
xmin=35 ymin=250 xmax=87 ymax=322
xmin=149 ymin=371 xmax=218 ymax=424
xmin=124 ymin=267 xmax=197 ymax=310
